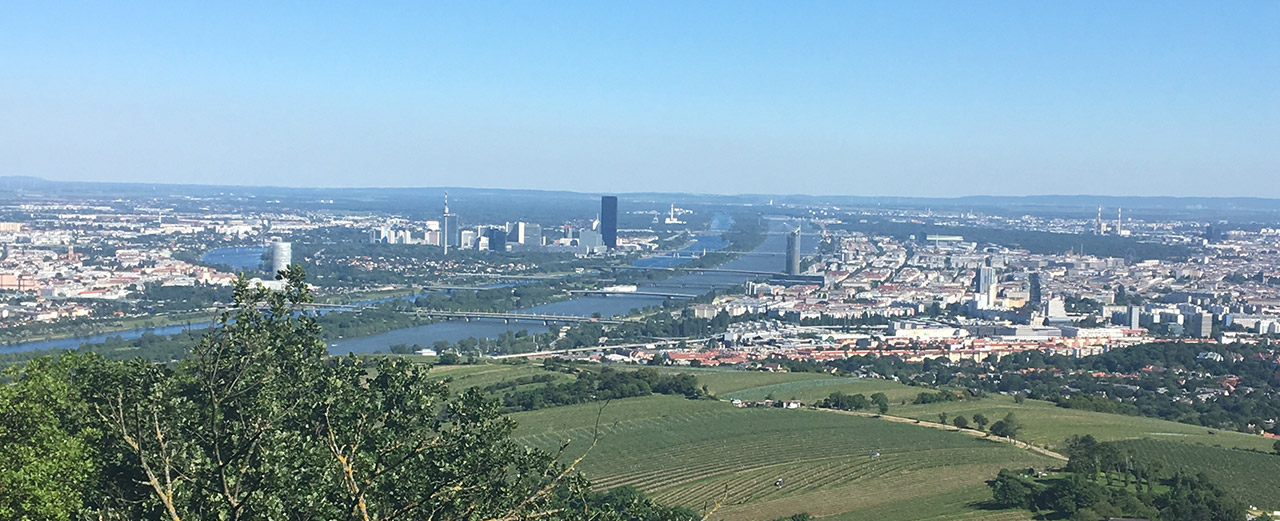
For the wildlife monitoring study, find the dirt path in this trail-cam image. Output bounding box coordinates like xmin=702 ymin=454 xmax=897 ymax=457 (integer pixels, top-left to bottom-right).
xmin=815 ymin=407 xmax=1068 ymax=461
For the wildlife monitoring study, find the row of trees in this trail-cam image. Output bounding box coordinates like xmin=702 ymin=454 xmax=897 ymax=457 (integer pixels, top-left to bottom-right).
xmin=500 ymin=366 xmax=706 ymax=412
xmin=816 ymin=391 xmax=890 ymax=414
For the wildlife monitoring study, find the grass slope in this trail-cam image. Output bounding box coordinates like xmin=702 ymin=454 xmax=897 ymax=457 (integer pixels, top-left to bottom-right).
xmin=513 ymin=395 xmax=1049 ymax=521
xmin=891 ymin=394 xmax=1275 ymax=452
xmin=1110 ymin=439 xmax=1280 ymax=510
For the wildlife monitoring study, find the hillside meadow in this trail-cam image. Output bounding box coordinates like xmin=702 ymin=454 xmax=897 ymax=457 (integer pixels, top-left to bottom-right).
xmin=434 ymin=362 xmax=1280 ymax=517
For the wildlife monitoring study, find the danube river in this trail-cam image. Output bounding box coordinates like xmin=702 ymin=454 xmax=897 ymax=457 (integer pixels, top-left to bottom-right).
xmin=327 ymin=222 xmax=807 ymax=354
xmin=2 ymin=218 xmax=810 ymax=355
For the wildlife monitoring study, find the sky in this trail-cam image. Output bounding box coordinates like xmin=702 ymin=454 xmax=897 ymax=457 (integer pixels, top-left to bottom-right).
xmin=1 ymin=2 xmax=1277 ymax=197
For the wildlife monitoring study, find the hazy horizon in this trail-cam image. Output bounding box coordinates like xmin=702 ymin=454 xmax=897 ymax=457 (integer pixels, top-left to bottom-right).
xmin=3 ymin=2 xmax=1277 ymax=197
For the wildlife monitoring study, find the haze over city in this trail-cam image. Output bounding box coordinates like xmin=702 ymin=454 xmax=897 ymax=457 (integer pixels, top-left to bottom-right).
xmin=3 ymin=1 xmax=1277 ymax=196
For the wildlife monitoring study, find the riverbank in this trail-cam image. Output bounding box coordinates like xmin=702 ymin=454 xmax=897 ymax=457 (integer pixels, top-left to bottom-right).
xmin=1 ymin=215 xmax=766 ymax=365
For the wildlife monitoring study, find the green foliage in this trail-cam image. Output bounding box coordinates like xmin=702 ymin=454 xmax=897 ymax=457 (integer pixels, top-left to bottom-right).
xmin=0 ymin=355 xmax=96 ymax=521
xmin=989 ymin=466 xmax=1236 ymax=521
xmin=500 ymin=366 xmax=704 ymax=412
xmin=1111 ymin=438 xmax=1280 ymax=510
xmin=989 ymin=412 xmax=1022 ymax=438
xmin=817 ymin=391 xmax=870 ymax=411
xmin=1 ymin=267 xmax=693 ymax=521
xmin=913 ymin=390 xmax=964 ymax=405
xmin=872 ymin=392 xmax=890 ymax=414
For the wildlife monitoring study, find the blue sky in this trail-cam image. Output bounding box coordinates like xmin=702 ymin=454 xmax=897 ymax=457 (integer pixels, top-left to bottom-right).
xmin=1 ymin=2 xmax=1276 ymax=196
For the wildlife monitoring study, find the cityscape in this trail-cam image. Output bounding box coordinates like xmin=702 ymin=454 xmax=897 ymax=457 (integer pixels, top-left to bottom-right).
xmin=3 ymin=3 xmax=1279 ymax=521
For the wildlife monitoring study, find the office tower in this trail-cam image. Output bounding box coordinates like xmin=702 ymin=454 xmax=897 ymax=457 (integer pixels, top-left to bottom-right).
xmin=1185 ymin=312 xmax=1213 ymax=338
xmin=485 ymin=227 xmax=507 ymax=251
xmin=1126 ymin=305 xmax=1142 ymax=329
xmin=525 ymin=223 xmax=543 ymax=246
xmin=601 ymin=196 xmax=618 ymax=249
xmin=507 ymin=222 xmax=525 ymax=244
xmin=460 ymin=229 xmax=476 ymax=249
xmin=785 ymin=226 xmax=801 ymax=275
xmin=1028 ymin=272 xmax=1043 ymax=306
xmin=441 ymin=192 xmax=458 ymax=254
xmin=974 ymin=267 xmax=996 ymax=295
xmin=270 ymin=240 xmax=292 ymax=274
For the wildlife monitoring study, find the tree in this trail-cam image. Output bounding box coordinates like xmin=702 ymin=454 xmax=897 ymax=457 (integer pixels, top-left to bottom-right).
xmin=1064 ymin=435 xmax=1100 ymax=479
xmin=972 ymin=413 xmax=989 ymax=431
xmin=952 ymin=416 xmax=969 ymax=429
xmin=988 ymin=469 xmax=1041 ymax=509
xmin=938 ymin=412 xmax=949 ymax=425
xmin=989 ymin=412 xmax=1022 ymax=439
xmin=0 ymin=356 xmax=95 ymax=521
xmin=871 ymin=392 xmax=890 ymax=414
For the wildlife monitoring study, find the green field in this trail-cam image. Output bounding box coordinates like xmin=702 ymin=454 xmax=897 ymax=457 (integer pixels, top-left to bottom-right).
xmin=891 ymin=393 xmax=1276 ymax=453
xmin=1110 ymin=439 xmax=1280 ymax=510
xmin=434 ymin=362 xmax=571 ymax=391
xmin=436 ymin=363 xmax=1279 ymax=518
xmin=513 ymin=395 xmax=1049 ymax=521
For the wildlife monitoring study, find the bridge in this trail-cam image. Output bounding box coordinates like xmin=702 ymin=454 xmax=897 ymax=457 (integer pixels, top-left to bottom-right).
xmin=411 ymin=310 xmax=626 ymax=325
xmin=568 ymin=289 xmax=697 ymax=299
xmin=301 ymin=303 xmax=627 ymax=325
xmin=614 ymin=266 xmax=781 ymax=276
xmin=489 ymin=337 xmax=713 ymax=359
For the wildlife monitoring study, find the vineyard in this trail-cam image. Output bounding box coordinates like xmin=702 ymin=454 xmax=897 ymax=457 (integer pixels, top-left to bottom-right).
xmin=512 ymin=395 xmax=1051 ymax=521
xmin=1110 ymin=439 xmax=1280 ymax=510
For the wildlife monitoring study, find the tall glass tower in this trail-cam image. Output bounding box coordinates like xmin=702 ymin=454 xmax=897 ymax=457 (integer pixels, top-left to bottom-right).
xmin=786 ymin=226 xmax=801 ymax=275
xmin=601 ymin=196 xmax=618 ymax=249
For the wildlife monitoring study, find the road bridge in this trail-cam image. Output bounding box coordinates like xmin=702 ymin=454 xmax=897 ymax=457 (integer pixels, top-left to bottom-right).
xmin=614 ymin=266 xmax=781 ymax=276
xmin=412 ymin=310 xmax=626 ymax=325
xmin=489 ymin=337 xmax=713 ymax=359
xmin=568 ymin=289 xmax=697 ymax=299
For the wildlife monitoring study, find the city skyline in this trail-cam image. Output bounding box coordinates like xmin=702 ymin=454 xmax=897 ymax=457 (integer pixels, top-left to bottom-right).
xmin=2 ymin=2 xmax=1277 ymax=197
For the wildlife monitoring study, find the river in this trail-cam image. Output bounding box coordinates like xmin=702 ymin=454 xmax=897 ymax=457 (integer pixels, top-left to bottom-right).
xmin=3 ymin=216 xmax=810 ymax=355
xmin=327 ymin=220 xmax=811 ymax=354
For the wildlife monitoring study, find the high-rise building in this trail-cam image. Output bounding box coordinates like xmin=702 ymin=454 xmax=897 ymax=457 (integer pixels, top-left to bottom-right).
xmin=1185 ymin=312 xmax=1213 ymax=338
xmin=485 ymin=227 xmax=507 ymax=251
xmin=601 ymin=196 xmax=618 ymax=249
xmin=270 ymin=240 xmax=292 ymax=274
xmin=974 ymin=267 xmax=996 ymax=295
xmin=1126 ymin=305 xmax=1142 ymax=330
xmin=441 ymin=192 xmax=459 ymax=254
xmin=1028 ymin=272 xmax=1043 ymax=306
xmin=785 ymin=227 xmax=801 ymax=275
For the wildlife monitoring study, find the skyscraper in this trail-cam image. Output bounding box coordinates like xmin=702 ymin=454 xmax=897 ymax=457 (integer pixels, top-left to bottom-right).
xmin=1028 ymin=272 xmax=1043 ymax=306
xmin=601 ymin=196 xmax=618 ymax=249
xmin=975 ymin=267 xmax=996 ymax=294
xmin=270 ymin=240 xmax=292 ymax=274
xmin=1186 ymin=312 xmax=1213 ymax=338
xmin=485 ymin=227 xmax=507 ymax=251
xmin=441 ymin=192 xmax=458 ymax=254
xmin=785 ymin=226 xmax=801 ymax=275
xmin=1126 ymin=305 xmax=1142 ymax=329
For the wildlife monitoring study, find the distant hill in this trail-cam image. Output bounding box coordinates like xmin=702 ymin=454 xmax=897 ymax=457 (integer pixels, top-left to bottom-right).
xmin=5 ymin=176 xmax=1280 ymax=221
